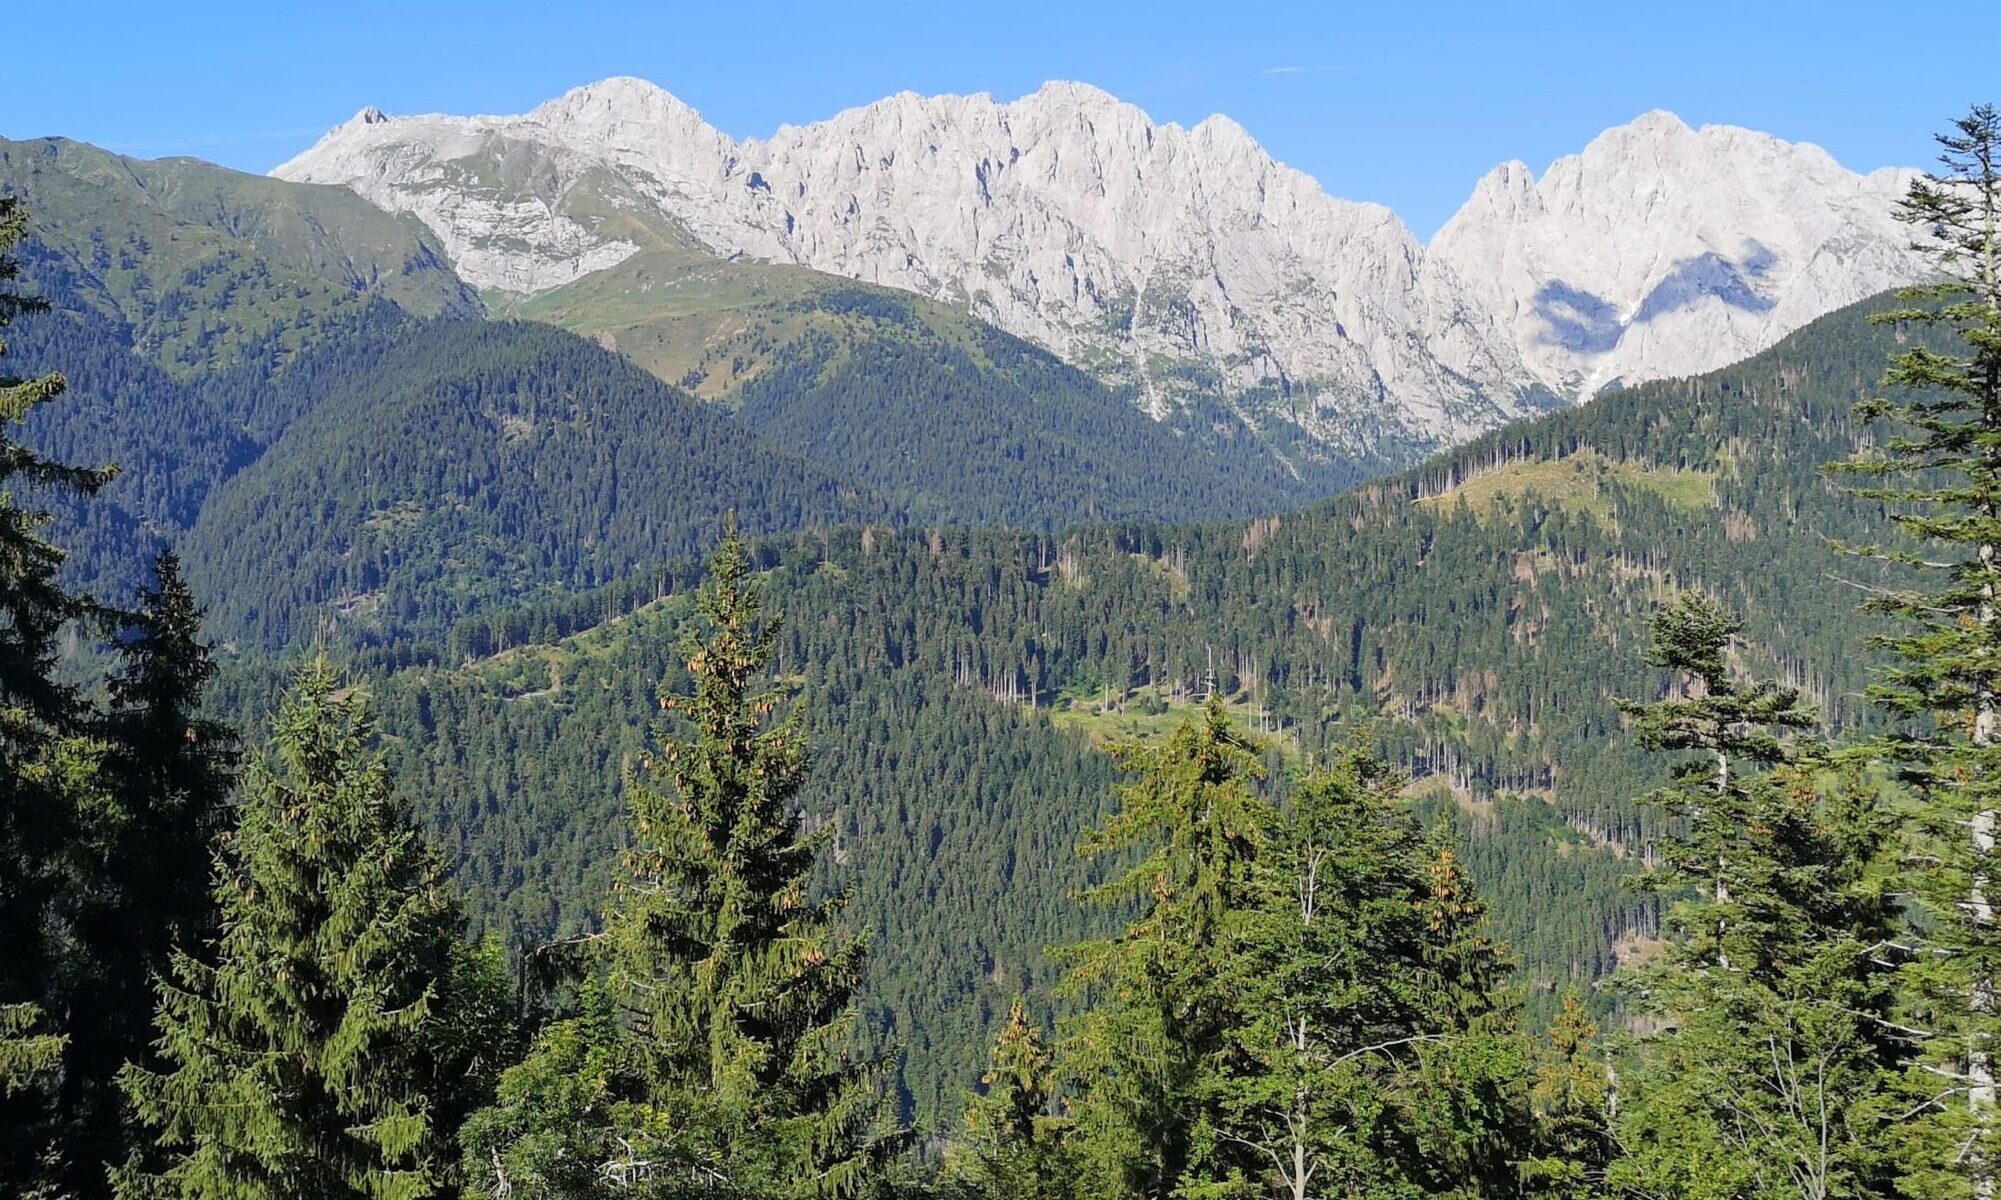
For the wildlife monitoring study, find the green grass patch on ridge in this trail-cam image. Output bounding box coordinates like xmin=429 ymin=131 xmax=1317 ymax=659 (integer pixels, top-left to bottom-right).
xmin=1416 ymin=449 xmax=1716 ymax=521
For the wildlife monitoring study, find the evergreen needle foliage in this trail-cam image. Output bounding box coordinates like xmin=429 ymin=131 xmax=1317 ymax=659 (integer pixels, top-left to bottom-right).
xmin=117 ymin=663 xmax=472 ymax=1200
xmin=608 ymin=523 xmax=905 ymax=1197
xmin=948 ymin=998 xmax=1072 ymax=1200
xmin=1206 ymin=742 xmax=1535 ymax=1200
xmin=469 ymin=527 xmax=905 ymax=1199
xmin=1057 ymin=697 xmax=1269 ymax=1200
xmin=1611 ymin=592 xmax=1899 ymax=1200
xmin=1054 ymin=710 xmax=1538 ymax=1199
xmin=1830 ymin=103 xmax=2001 ymax=1199
xmin=0 ymin=999 xmax=64 ymax=1097
xmin=1522 ymin=995 xmax=1611 ymax=1200
xmin=1 ymin=193 xmax=118 ymax=1195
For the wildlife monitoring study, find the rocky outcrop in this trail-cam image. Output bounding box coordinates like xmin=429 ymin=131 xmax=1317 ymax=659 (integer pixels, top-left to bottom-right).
xmin=276 ymin=80 xmax=1926 ymax=468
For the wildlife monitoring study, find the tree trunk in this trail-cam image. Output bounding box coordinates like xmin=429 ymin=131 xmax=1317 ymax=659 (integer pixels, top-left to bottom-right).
xmin=1976 ymin=537 xmax=1996 ymax=1199
xmin=1715 ymin=747 xmax=1732 ymax=970
xmin=1974 ymin=134 xmax=1997 ymax=1191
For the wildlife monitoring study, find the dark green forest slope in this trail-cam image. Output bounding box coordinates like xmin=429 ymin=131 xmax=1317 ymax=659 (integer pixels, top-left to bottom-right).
xmin=179 ymin=318 xmax=891 ymax=644
xmin=730 ymin=287 xmax=1300 ymax=526
xmin=6 ymin=137 xmax=1315 ymax=609
xmin=11 ymin=304 xmax=892 ymax=623
xmin=265 ymin=293 xmax=1912 ymax=1124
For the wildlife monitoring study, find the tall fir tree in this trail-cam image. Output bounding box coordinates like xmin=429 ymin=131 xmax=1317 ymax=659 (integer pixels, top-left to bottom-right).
xmin=1830 ymin=104 xmax=2001 ymax=1199
xmin=948 ymin=998 xmax=1073 ymax=1200
xmin=1611 ymin=594 xmax=1899 ymax=1200
xmin=1616 ymin=590 xmax=1819 ymax=971
xmin=99 ymin=552 xmax=238 ymax=949
xmin=1057 ymin=697 xmax=1269 ymax=1200
xmin=53 ymin=553 xmax=241 ymax=1197
xmin=601 ymin=524 xmax=902 ymax=1198
xmin=1200 ymin=741 xmax=1442 ymax=1200
xmin=0 ymin=194 xmax=117 ymax=1196
xmin=1198 ymin=742 xmax=1535 ymax=1200
xmin=117 ymin=663 xmax=466 ymax=1200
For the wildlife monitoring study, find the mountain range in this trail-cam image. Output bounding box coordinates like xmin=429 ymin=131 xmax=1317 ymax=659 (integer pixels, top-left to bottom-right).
xmin=275 ymin=78 xmax=1928 ymax=478
xmin=0 ymin=129 xmax=1306 ymax=633
xmin=0 ymin=86 xmax=1943 ymax=1129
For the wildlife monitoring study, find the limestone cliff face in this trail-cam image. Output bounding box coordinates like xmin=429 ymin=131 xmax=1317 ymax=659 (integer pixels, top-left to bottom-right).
xmin=1429 ymin=109 xmax=1923 ymax=398
xmin=277 ymin=79 xmax=1924 ymax=466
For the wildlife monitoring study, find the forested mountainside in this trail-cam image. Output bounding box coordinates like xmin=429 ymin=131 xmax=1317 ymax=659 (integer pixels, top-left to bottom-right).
xmin=7 ymin=136 xmax=1315 ymax=615
xmin=11 ymin=305 xmax=889 ymax=616
xmin=175 ymin=318 xmax=892 ymax=644
xmin=22 ymin=297 xmax=1308 ymax=639
xmin=13 ymin=90 xmax=2001 ymax=1195
xmin=726 ymin=288 xmax=1303 ymax=522
xmin=199 ymin=291 xmax=1914 ymax=1126
xmin=11 ymin=137 xmax=1919 ymax=1120
xmin=517 ymin=249 xmax=1309 ymax=518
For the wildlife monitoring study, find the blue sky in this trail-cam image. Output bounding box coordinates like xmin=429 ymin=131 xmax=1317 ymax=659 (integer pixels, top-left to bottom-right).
xmin=7 ymin=0 xmax=1990 ymax=238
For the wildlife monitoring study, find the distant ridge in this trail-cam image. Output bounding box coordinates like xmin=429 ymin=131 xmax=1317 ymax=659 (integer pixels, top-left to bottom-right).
xmin=277 ymin=79 xmax=1927 ymax=477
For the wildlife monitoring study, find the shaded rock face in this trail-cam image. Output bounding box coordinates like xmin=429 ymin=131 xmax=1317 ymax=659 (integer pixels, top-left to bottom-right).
xmin=1428 ymin=110 xmax=1923 ymax=398
xmin=277 ymin=81 xmax=1926 ymax=470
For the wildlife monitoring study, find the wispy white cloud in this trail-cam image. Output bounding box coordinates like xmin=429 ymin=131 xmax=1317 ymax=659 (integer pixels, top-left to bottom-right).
xmin=1262 ymin=65 xmax=1314 ymax=76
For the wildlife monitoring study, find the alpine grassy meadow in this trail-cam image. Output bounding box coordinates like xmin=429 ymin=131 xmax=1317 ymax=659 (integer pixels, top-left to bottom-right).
xmin=4 ymin=93 xmax=2001 ymax=1200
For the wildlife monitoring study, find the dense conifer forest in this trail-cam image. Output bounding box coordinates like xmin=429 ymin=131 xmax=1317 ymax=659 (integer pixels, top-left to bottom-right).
xmin=5 ymin=105 xmax=2001 ymax=1200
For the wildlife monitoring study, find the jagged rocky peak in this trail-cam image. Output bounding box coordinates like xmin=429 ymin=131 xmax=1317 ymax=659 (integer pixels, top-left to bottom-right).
xmin=1429 ymin=109 xmax=1924 ymax=396
xmin=526 ymin=76 xmax=719 ymax=146
xmin=275 ymin=81 xmax=1926 ymax=470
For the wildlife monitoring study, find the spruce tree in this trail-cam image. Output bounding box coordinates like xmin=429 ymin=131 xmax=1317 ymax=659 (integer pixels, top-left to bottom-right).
xmin=602 ymin=525 xmax=902 ymax=1198
xmin=1617 ymin=590 xmax=1817 ymax=971
xmin=1201 ymin=741 xmax=1436 ymax=1200
xmin=117 ymin=663 xmax=462 ymax=1200
xmin=1829 ymin=104 xmax=2001 ymax=1200
xmin=948 ymin=998 xmax=1072 ymax=1200
xmin=1202 ymin=743 xmax=1534 ymax=1199
xmin=55 ymin=553 xmax=240 ymax=1196
xmin=1523 ymin=994 xmax=1612 ymax=1200
xmin=99 ymin=552 xmax=238 ymax=948
xmin=1611 ymin=594 xmax=1898 ymax=1200
xmin=0 ymin=193 xmax=116 ymax=1197
xmin=1058 ymin=697 xmax=1269 ymax=1200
